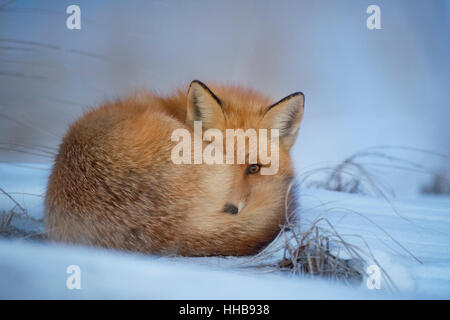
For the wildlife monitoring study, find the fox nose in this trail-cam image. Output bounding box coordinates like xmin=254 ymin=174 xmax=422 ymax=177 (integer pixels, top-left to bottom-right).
xmin=222 ymin=201 xmax=246 ymax=214
xmin=222 ymin=203 xmax=239 ymax=215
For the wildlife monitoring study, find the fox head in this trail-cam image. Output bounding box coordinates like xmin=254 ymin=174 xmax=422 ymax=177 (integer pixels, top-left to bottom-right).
xmin=178 ymin=80 xmax=305 ymax=255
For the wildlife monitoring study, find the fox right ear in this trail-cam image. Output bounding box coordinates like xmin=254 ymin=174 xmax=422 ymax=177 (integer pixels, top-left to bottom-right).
xmin=186 ymin=80 xmax=225 ymax=129
xmin=262 ymin=92 xmax=305 ymax=149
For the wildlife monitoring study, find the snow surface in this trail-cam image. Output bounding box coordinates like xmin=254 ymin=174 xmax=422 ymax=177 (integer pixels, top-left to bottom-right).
xmin=0 ymin=163 xmax=449 ymax=299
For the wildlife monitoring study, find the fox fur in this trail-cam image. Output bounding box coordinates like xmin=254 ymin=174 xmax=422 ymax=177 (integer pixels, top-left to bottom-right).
xmin=45 ymin=80 xmax=305 ymax=256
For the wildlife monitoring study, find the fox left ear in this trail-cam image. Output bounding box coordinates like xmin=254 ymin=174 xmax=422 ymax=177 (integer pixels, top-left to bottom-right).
xmin=186 ymin=80 xmax=225 ymax=129
xmin=262 ymin=92 xmax=305 ymax=149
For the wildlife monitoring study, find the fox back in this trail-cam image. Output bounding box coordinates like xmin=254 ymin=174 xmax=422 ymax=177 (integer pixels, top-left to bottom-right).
xmin=45 ymin=81 xmax=305 ymax=256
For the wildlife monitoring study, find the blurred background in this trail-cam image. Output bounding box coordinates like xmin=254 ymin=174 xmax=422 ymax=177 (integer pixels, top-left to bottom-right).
xmin=0 ymin=0 xmax=449 ymax=196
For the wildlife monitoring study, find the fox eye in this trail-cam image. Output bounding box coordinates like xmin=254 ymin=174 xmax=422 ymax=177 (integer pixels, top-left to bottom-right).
xmin=247 ymin=164 xmax=261 ymax=175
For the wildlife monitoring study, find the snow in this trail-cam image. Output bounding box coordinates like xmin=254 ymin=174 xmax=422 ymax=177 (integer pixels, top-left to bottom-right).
xmin=0 ymin=239 xmax=387 ymax=300
xmin=0 ymin=163 xmax=449 ymax=299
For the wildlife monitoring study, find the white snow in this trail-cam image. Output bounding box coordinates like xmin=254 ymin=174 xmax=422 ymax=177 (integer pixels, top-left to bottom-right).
xmin=0 ymin=163 xmax=449 ymax=299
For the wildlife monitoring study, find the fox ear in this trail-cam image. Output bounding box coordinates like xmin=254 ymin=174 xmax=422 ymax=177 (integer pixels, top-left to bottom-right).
xmin=262 ymin=92 xmax=305 ymax=149
xmin=186 ymin=80 xmax=225 ymax=129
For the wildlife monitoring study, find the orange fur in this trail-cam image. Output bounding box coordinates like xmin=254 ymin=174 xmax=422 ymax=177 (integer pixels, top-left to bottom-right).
xmin=45 ymin=81 xmax=304 ymax=256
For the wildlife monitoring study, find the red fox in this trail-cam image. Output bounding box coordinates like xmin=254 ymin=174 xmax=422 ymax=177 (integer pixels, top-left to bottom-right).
xmin=45 ymin=80 xmax=305 ymax=256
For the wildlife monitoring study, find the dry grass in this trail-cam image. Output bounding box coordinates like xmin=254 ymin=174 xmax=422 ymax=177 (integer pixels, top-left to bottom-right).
xmin=242 ymin=215 xmax=378 ymax=287
xmin=240 ymin=147 xmax=446 ymax=288
xmin=0 ymin=187 xmax=45 ymax=241
xmin=239 ymin=180 xmax=411 ymax=292
xmin=276 ymin=222 xmax=364 ymax=284
xmin=0 ymin=210 xmax=44 ymax=240
xmin=299 ymin=146 xmax=449 ymax=197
